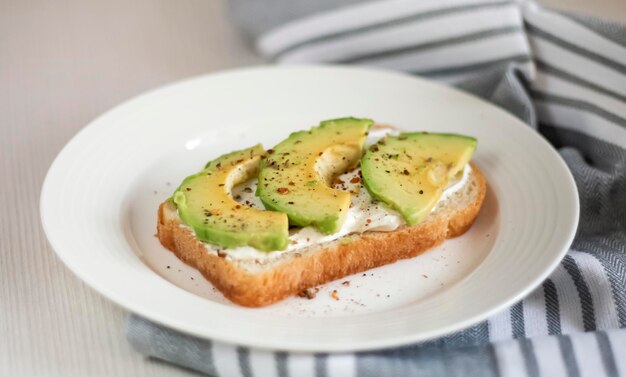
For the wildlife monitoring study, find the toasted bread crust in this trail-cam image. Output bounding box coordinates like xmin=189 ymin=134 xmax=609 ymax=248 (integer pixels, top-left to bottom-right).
xmin=157 ymin=165 xmax=486 ymax=307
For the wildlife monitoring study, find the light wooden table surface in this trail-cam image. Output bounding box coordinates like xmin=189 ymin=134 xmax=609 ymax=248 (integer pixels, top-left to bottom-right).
xmin=2 ymin=1 xmax=624 ymax=376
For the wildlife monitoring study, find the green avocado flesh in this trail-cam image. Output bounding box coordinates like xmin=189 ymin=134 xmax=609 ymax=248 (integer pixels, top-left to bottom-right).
xmin=361 ymin=133 xmax=477 ymax=226
xmin=172 ymin=144 xmax=289 ymax=252
xmin=257 ymin=118 xmax=373 ymax=234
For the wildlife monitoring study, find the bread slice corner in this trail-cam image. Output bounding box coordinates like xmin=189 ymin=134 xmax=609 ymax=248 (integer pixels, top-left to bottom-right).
xmin=157 ymin=164 xmax=487 ymax=307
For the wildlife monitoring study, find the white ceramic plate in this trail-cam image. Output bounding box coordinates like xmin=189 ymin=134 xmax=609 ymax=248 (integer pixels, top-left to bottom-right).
xmin=41 ymin=66 xmax=578 ymax=352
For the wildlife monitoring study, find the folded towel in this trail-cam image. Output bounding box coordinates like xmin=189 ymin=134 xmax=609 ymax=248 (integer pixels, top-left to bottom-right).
xmin=128 ymin=1 xmax=626 ymax=376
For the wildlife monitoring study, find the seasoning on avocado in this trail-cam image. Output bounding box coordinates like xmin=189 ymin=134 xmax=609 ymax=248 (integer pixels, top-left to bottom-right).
xmin=172 ymin=145 xmax=289 ymax=251
xmin=361 ymin=132 xmax=476 ymax=225
xmin=257 ymin=118 xmax=372 ymax=234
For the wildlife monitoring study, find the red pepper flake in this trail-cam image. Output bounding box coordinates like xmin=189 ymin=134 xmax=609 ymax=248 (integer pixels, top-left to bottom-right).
xmin=267 ymin=149 xmax=274 ymax=154
xmin=331 ymin=290 xmax=339 ymax=300
xmin=235 ymin=205 xmax=241 ymax=209
xmin=350 ymin=177 xmax=361 ymax=184
xmin=236 ymin=159 xmax=243 ymax=163
xmin=403 ymin=169 xmax=410 ymax=175
xmin=288 ymin=181 xmax=295 ymax=186
xmin=277 ymin=187 xmax=290 ymax=194
xmin=332 ymin=178 xmax=344 ymax=186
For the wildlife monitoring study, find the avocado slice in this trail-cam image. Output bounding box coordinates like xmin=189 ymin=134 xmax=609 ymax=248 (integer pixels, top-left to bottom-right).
xmin=361 ymin=133 xmax=477 ymax=226
xmin=172 ymin=144 xmax=289 ymax=251
xmin=257 ymin=118 xmax=373 ymax=234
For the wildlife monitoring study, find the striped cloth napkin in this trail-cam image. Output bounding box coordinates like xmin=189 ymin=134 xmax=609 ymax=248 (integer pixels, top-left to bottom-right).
xmin=128 ymin=1 xmax=626 ymax=376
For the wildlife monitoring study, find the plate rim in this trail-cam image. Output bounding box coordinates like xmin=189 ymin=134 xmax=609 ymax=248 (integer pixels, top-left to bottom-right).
xmin=40 ymin=65 xmax=579 ymax=352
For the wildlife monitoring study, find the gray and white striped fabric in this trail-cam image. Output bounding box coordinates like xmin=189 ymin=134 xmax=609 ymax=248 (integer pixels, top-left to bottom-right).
xmin=127 ymin=1 xmax=626 ymax=376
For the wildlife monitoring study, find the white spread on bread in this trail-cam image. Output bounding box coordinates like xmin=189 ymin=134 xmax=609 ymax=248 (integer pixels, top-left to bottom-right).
xmin=180 ymin=127 xmax=472 ymax=260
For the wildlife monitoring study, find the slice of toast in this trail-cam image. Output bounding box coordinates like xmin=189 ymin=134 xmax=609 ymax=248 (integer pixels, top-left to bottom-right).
xmin=157 ymin=164 xmax=486 ymax=307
